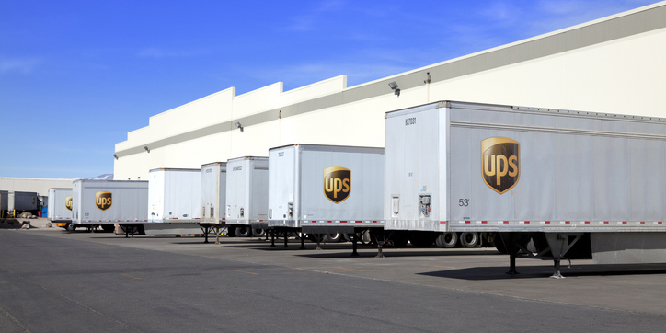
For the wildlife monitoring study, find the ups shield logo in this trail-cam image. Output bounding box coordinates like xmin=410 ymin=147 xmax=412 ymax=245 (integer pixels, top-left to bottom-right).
xmin=65 ymin=196 xmax=73 ymax=211
xmin=95 ymin=191 xmax=112 ymax=211
xmin=481 ymin=137 xmax=520 ymax=194
xmin=323 ymin=166 xmax=350 ymax=203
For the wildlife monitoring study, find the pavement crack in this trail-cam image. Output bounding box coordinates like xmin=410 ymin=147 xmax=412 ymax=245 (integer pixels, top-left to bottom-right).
xmin=0 ymin=266 xmax=143 ymax=333
xmin=0 ymin=304 xmax=31 ymax=333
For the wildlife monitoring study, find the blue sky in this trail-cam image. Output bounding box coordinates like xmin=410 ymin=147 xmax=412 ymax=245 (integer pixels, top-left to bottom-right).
xmin=0 ymin=0 xmax=658 ymax=179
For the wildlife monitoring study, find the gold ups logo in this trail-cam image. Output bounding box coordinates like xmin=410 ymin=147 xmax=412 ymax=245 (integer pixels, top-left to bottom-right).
xmin=95 ymin=191 xmax=112 ymax=211
xmin=65 ymin=196 xmax=73 ymax=211
xmin=323 ymin=166 xmax=350 ymax=203
xmin=481 ymin=137 xmax=520 ymax=194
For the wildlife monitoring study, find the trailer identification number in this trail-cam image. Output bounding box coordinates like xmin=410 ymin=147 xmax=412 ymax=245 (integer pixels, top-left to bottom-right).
xmin=459 ymin=199 xmax=469 ymax=207
xmin=405 ymin=118 xmax=416 ymax=126
xmin=233 ymin=166 xmax=242 ymax=171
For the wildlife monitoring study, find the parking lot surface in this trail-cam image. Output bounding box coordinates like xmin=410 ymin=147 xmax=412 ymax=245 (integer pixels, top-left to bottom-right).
xmin=2 ymin=223 xmax=666 ymax=332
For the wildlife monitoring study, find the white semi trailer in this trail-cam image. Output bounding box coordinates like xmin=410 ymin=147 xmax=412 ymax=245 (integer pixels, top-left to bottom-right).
xmin=146 ymin=168 xmax=204 ymax=236
xmin=385 ymin=100 xmax=666 ymax=277
xmin=72 ymin=179 xmax=148 ymax=235
xmin=48 ymin=188 xmax=73 ymax=230
xmin=269 ymin=144 xmax=384 ymax=254
xmin=225 ymin=156 xmax=269 ymax=237
xmin=200 ymin=162 xmax=227 ymax=242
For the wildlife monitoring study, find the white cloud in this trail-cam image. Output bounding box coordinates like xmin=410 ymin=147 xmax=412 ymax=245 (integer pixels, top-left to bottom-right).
xmin=0 ymin=58 xmax=41 ymax=75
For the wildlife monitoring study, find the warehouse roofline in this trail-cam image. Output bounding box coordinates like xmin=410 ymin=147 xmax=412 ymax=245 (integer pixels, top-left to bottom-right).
xmin=114 ymin=1 xmax=666 ymax=158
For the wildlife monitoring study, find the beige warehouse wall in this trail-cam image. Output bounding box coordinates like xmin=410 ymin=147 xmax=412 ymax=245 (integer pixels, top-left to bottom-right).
xmin=113 ymin=2 xmax=666 ymax=180
xmin=0 ymin=178 xmax=76 ymax=196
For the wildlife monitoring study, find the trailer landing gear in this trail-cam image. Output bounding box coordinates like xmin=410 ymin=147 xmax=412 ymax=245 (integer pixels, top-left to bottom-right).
xmin=351 ymin=234 xmax=359 ymax=257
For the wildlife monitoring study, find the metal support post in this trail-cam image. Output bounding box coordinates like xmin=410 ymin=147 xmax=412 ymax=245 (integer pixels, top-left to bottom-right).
xmin=351 ymin=234 xmax=359 ymax=257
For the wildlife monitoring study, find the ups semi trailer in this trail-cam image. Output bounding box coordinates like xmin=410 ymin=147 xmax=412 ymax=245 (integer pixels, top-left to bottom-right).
xmin=225 ymin=156 xmax=269 ymax=237
xmin=385 ymin=100 xmax=666 ymax=278
xmin=146 ymin=168 xmax=205 ymax=236
xmin=268 ymin=144 xmax=384 ymax=255
xmin=47 ymin=188 xmax=74 ymax=230
xmin=72 ymin=179 xmax=148 ymax=235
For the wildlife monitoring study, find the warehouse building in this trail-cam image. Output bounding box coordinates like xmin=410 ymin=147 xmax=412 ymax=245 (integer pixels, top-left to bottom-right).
xmin=114 ymin=2 xmax=666 ymax=180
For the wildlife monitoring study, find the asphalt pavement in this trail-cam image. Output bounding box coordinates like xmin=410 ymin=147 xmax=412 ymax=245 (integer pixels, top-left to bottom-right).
xmin=2 ymin=222 xmax=666 ymax=332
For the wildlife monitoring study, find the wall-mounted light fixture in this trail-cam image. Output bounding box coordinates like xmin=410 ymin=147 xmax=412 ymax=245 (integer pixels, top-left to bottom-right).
xmin=388 ymin=81 xmax=400 ymax=97
xmin=114 ymin=154 xmax=118 ymax=160
xmin=144 ymin=145 xmax=150 ymax=153
xmin=235 ymin=121 xmax=244 ymax=132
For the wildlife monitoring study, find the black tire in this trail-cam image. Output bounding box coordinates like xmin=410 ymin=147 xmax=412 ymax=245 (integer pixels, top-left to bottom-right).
xmin=101 ymin=224 xmax=114 ymax=233
xmin=323 ymin=232 xmax=342 ymax=243
xmin=252 ymin=228 xmax=265 ymax=237
xmin=236 ymin=225 xmax=252 ymax=237
xmin=65 ymin=224 xmax=76 ymax=232
xmin=460 ymin=232 xmax=479 ymax=248
xmin=227 ymin=226 xmax=237 ymax=237
xmin=435 ymin=232 xmax=458 ymax=248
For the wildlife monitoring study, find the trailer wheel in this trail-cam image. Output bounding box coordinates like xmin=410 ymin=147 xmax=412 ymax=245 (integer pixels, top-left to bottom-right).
xmin=236 ymin=226 xmax=252 ymax=237
xmin=460 ymin=232 xmax=479 ymax=248
xmin=252 ymin=228 xmax=265 ymax=237
xmin=65 ymin=224 xmax=76 ymax=232
xmin=323 ymin=233 xmax=342 ymax=243
xmin=435 ymin=232 xmax=458 ymax=248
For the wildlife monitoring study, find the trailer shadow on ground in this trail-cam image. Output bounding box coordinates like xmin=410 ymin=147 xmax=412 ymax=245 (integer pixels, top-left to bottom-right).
xmin=418 ymin=263 xmax=666 ymax=280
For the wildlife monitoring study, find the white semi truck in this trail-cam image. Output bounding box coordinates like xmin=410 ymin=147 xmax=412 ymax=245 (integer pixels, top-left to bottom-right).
xmin=72 ymin=179 xmax=148 ymax=235
xmin=385 ymin=100 xmax=666 ymax=278
xmin=225 ymin=156 xmax=269 ymax=237
xmin=48 ymin=188 xmax=74 ymax=230
xmin=268 ymin=144 xmax=384 ymax=254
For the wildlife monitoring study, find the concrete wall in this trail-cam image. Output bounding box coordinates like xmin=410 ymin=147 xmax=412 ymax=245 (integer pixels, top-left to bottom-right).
xmin=114 ymin=2 xmax=666 ymax=180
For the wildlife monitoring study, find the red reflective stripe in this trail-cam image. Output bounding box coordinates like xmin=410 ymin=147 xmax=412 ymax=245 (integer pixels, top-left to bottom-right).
xmin=340 ymin=221 xmax=347 ymax=223
xmin=524 ymin=221 xmax=530 ymax=224
xmin=465 ymin=221 xmax=471 ymax=224
xmin=585 ymin=221 xmax=591 ymax=224
xmin=503 ymin=221 xmax=509 ymax=224
xmin=481 ymin=221 xmax=488 ymax=224
xmin=545 ymin=221 xmax=551 ymax=224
